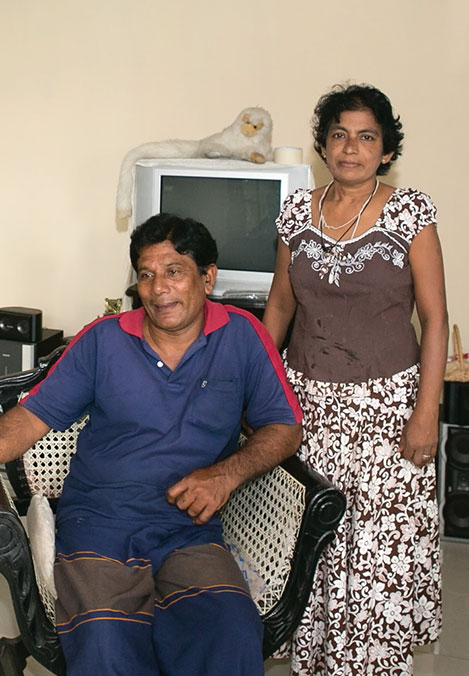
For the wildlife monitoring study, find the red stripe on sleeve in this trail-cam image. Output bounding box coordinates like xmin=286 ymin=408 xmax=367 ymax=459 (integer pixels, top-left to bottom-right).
xmin=224 ymin=305 xmax=302 ymax=423
xmin=21 ymin=314 xmax=116 ymax=403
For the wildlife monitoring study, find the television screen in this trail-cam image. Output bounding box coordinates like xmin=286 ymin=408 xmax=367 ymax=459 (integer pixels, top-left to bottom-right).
xmin=160 ymin=175 xmax=281 ymax=272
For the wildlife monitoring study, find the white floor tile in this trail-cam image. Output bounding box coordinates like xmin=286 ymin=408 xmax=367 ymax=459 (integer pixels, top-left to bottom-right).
xmin=24 ymin=659 xmax=54 ymax=676
xmin=439 ymin=540 xmax=469 ymax=661
xmin=0 ymin=576 xmax=54 ymax=675
xmin=264 ymin=657 xmax=290 ymax=675
xmin=414 ymin=652 xmax=469 ymax=676
xmin=0 ymin=574 xmax=19 ymax=637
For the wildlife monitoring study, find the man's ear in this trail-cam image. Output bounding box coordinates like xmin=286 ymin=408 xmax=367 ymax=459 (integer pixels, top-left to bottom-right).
xmin=203 ymin=264 xmax=218 ymax=295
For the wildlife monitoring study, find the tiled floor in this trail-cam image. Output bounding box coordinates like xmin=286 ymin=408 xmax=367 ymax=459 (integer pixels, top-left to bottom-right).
xmin=0 ymin=541 xmax=468 ymax=675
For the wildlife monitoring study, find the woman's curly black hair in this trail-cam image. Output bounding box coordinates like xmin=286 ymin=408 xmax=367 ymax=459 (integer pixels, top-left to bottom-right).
xmin=312 ymin=83 xmax=404 ymax=175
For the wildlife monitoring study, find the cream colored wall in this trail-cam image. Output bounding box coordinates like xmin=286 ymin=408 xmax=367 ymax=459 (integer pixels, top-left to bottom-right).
xmin=1 ymin=0 xmax=467 ymax=353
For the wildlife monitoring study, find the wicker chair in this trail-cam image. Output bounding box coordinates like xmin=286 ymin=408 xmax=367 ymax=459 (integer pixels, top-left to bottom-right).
xmin=0 ymin=348 xmax=345 ymax=675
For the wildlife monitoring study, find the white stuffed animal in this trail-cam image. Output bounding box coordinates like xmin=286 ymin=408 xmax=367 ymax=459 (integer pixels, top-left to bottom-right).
xmin=116 ymin=107 xmax=273 ymax=230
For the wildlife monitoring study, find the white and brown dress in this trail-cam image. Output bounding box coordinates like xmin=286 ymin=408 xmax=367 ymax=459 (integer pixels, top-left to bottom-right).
xmin=277 ymin=187 xmax=442 ymax=676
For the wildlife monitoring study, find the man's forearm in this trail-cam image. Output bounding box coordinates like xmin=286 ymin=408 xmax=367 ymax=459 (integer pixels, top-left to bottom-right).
xmin=0 ymin=405 xmax=50 ymax=463
xmin=166 ymin=422 xmax=302 ymax=524
xmin=216 ymin=422 xmax=302 ymax=491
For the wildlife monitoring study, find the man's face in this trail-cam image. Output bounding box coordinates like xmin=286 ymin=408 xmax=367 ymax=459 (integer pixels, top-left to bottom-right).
xmin=136 ymin=240 xmax=217 ymax=337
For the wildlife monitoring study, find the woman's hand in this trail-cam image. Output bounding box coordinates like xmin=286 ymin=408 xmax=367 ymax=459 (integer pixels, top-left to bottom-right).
xmin=398 ymin=409 xmax=439 ymax=468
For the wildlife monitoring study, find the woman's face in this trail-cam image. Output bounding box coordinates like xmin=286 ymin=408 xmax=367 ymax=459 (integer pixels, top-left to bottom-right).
xmin=322 ymin=108 xmax=394 ymax=185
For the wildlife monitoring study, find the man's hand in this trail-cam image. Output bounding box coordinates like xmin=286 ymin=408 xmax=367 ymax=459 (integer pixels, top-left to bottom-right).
xmin=166 ymin=466 xmax=236 ymax=525
xmin=166 ymin=422 xmax=302 ymax=525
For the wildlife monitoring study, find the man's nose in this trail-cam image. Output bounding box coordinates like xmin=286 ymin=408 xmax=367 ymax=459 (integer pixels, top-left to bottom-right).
xmin=151 ymin=275 xmax=170 ymax=294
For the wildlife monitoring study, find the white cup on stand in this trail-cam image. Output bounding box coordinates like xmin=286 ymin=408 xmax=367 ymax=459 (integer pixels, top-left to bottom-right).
xmin=273 ymin=146 xmax=303 ymax=165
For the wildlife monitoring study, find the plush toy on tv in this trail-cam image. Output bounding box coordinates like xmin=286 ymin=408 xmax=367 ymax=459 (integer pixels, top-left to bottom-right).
xmin=116 ymin=106 xmax=273 ymax=230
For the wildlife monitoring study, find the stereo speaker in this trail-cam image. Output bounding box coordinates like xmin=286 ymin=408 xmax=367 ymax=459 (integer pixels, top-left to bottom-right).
xmin=443 ymin=380 xmax=469 ymax=426
xmin=438 ymin=423 xmax=469 ymax=540
xmin=0 ymin=328 xmax=64 ymax=377
xmin=0 ymin=307 xmax=42 ymax=343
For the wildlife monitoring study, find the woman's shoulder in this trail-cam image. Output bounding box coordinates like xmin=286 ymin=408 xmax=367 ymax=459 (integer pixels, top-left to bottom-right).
xmin=387 ymin=186 xmax=436 ymax=212
xmin=276 ymin=188 xmax=314 ymax=240
xmin=282 ymin=187 xmax=314 ymax=207
xmin=382 ymin=186 xmax=437 ymax=240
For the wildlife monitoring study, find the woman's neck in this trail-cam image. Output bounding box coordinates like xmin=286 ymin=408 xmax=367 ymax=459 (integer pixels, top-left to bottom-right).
xmin=325 ymin=177 xmax=379 ymax=204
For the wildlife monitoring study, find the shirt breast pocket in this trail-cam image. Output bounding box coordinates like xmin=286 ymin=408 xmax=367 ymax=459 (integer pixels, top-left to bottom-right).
xmin=188 ymin=378 xmax=241 ymax=433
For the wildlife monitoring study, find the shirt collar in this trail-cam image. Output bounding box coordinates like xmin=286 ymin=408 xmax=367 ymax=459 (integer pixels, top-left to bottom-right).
xmin=119 ymin=306 xmax=145 ymax=337
xmin=203 ymin=299 xmax=230 ymax=335
xmin=118 ymin=300 xmax=229 ymax=339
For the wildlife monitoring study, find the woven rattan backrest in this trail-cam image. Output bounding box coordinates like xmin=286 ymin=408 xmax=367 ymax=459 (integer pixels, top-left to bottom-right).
xmin=22 ymin=417 xmax=88 ymax=498
xmin=220 ymin=464 xmax=305 ymax=616
xmin=19 ymin=418 xmax=87 ymax=621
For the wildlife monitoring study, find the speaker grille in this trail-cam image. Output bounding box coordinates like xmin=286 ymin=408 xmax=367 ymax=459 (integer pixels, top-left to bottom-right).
xmin=439 ymin=423 xmax=469 ymax=539
xmin=445 ymin=428 xmax=469 ymax=470
xmin=0 ymin=307 xmax=42 ymax=343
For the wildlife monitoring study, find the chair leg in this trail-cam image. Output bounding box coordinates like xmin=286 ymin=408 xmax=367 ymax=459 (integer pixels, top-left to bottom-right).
xmin=0 ymin=637 xmax=28 ymax=676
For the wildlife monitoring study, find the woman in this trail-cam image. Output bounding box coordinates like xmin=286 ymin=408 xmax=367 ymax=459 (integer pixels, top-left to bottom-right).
xmin=263 ymin=84 xmax=448 ymax=676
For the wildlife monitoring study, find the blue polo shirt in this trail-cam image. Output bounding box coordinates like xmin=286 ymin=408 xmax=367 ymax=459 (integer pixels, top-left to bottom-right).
xmin=22 ymin=301 xmax=301 ymax=557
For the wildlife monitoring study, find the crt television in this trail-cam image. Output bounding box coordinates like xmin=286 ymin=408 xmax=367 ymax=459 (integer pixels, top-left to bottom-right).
xmin=132 ymin=158 xmax=312 ymax=299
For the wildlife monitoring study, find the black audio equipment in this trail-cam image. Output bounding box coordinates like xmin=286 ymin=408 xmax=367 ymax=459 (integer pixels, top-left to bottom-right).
xmin=0 ymin=307 xmax=42 ymax=343
xmin=438 ymin=423 xmax=469 ymax=541
xmin=0 ymin=328 xmax=64 ymax=376
xmin=443 ymin=380 xmax=469 ymax=426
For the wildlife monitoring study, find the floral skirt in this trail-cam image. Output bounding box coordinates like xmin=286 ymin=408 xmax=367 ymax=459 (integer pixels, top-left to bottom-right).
xmin=284 ymin=362 xmax=442 ymax=676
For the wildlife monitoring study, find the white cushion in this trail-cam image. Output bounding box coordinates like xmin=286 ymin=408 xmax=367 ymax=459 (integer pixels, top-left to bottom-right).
xmin=26 ymin=494 xmax=57 ymax=599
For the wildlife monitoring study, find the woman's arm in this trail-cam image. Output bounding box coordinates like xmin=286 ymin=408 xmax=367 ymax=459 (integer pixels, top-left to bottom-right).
xmin=399 ymin=225 xmax=449 ymax=467
xmin=262 ymin=238 xmax=297 ymax=349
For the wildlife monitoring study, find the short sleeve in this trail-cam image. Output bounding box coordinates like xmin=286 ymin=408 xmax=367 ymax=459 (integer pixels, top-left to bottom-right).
xmin=221 ymin=309 xmax=301 ymax=429
xmin=382 ymin=188 xmax=437 ymax=245
xmin=21 ymin=330 xmax=97 ymax=430
xmin=276 ymin=189 xmax=312 ymax=245
xmin=240 ymin=319 xmax=302 ymax=429
xmin=414 ymin=190 xmax=437 ymax=230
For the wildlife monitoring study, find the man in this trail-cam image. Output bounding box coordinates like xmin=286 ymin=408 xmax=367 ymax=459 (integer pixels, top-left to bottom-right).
xmin=0 ymin=213 xmax=302 ymax=675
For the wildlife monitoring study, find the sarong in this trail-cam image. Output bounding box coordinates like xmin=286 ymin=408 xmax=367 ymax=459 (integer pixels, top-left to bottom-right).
xmin=55 ymin=522 xmax=264 ymax=676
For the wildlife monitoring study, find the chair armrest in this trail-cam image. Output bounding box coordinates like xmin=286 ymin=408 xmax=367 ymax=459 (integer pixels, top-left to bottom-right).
xmin=220 ymin=454 xmax=346 ymax=659
xmin=282 ymin=455 xmax=346 ymax=535
xmin=261 ymin=456 xmax=345 ymax=657
xmin=0 ymin=478 xmax=65 ymax=676
xmin=0 ymin=346 xmax=66 ymax=411
xmin=0 ymin=345 xmax=68 ymax=513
